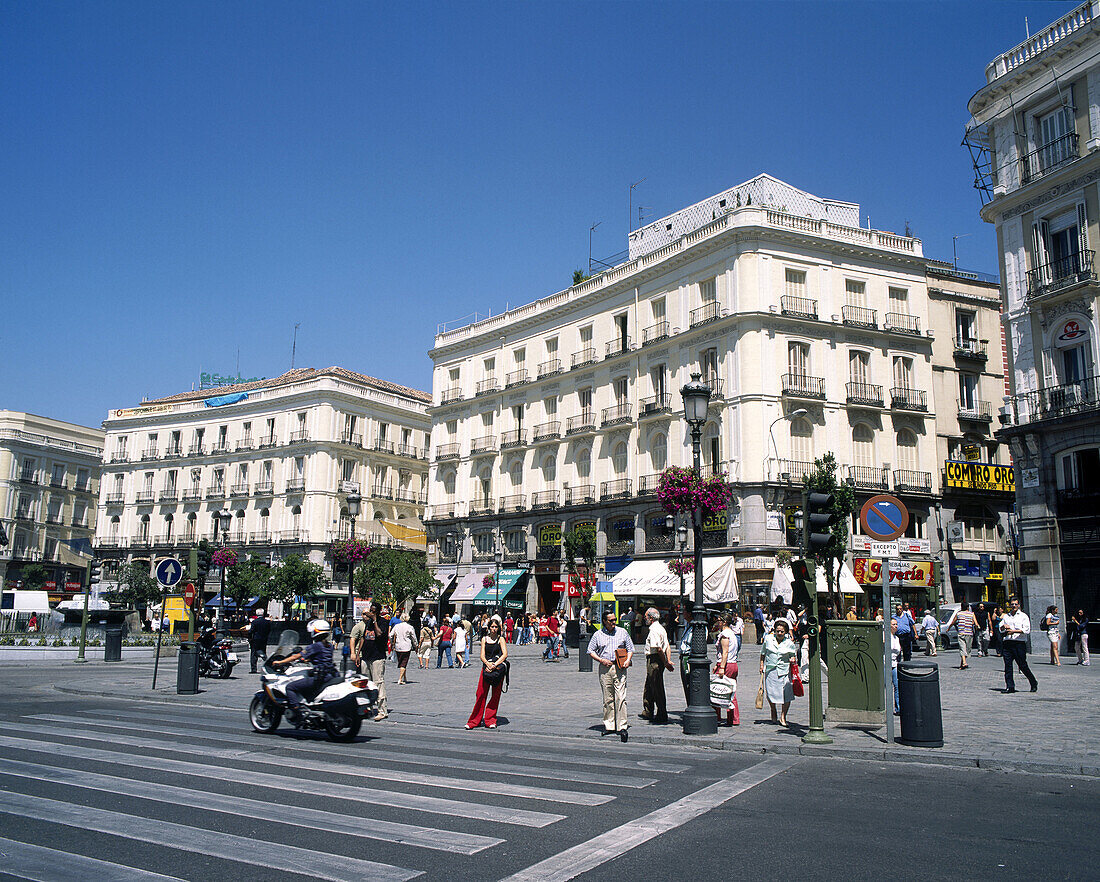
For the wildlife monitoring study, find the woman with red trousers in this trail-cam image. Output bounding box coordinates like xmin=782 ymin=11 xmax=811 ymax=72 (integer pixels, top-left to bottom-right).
xmin=466 ymin=618 xmax=508 ymax=729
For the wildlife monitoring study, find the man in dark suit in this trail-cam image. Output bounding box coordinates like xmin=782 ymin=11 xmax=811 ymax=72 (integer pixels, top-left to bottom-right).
xmin=247 ymin=608 xmax=272 ymax=673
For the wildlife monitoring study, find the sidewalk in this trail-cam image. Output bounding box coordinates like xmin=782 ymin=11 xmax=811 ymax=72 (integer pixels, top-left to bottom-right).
xmin=46 ymin=637 xmax=1100 ymax=777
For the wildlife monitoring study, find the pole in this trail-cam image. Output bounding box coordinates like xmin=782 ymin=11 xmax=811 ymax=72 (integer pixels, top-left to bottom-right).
xmin=800 ymin=489 xmax=832 ymax=745
xmin=496 ymin=555 xmax=501 ymax=619
xmin=74 ymin=568 xmax=91 ymax=664
xmin=347 ymin=514 xmax=357 ymax=625
xmin=152 ymin=582 xmax=167 ymax=690
xmin=883 ymin=561 xmax=894 ymax=744
xmin=683 ymin=426 xmax=717 ymax=736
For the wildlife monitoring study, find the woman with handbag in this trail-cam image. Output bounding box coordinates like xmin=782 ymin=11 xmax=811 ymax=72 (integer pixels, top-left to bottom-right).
xmin=711 ymin=611 xmax=740 ymax=726
xmin=466 ymin=618 xmax=509 ymax=729
xmin=760 ymin=619 xmax=798 ymax=727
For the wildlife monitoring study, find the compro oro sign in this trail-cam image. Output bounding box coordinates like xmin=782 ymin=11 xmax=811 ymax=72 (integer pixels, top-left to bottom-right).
xmin=944 ymin=461 xmax=1015 ymax=493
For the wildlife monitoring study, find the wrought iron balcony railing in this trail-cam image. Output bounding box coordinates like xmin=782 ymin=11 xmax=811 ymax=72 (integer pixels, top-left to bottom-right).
xmin=958 ymin=400 xmax=993 ymax=421
xmin=1026 ymin=250 xmax=1096 ymax=300
xmin=885 ymin=312 xmax=921 ymax=335
xmin=566 ymin=411 xmax=597 ymax=435
xmin=285 ymin=479 xmax=306 ymax=493
xmin=893 ymin=469 xmax=932 ymax=494
xmin=571 ymin=349 xmax=598 ymax=370
xmin=564 ymin=484 xmax=596 ymax=506
xmin=531 ymin=490 xmax=559 ymax=510
xmin=690 ymin=301 xmax=721 ymax=327
xmin=600 ymin=479 xmax=632 ymax=500
xmin=135 ymin=491 xmax=155 ymax=504
xmin=846 ymin=382 xmax=884 ymax=407
xmin=953 ymin=339 xmax=988 ymax=361
xmin=476 ymin=378 xmax=500 ymax=396
xmin=605 ymin=337 xmax=632 ymax=358
xmin=471 ymin=435 xmax=497 ymax=454
xmin=539 ymin=358 xmax=564 ymax=378
xmin=780 ymin=296 xmax=817 ymax=319
xmin=435 ymin=443 xmax=460 ymax=460
xmin=846 ymin=465 xmax=889 ymax=491
xmin=505 ymin=369 xmax=529 ymax=387
xmin=638 ymin=394 xmax=672 ymax=418
xmin=777 ymin=459 xmax=814 ymax=483
xmin=253 ymin=481 xmax=275 ymax=495
xmin=1020 ymin=133 xmax=1079 ymax=184
xmin=501 ymin=429 xmax=526 ymax=449
xmin=532 ymin=421 xmax=561 ymax=442
xmin=642 ymin=321 xmax=669 ymax=345
xmin=841 ymin=305 xmax=877 ymax=328
xmin=601 ymin=403 xmax=633 ymax=426
xmin=890 ymin=387 xmax=928 ymax=411
xmin=637 ymin=473 xmax=662 ymax=495
xmin=440 ymin=387 xmax=463 ymax=404
xmin=499 ymin=493 xmax=526 ymax=513
xmin=782 ymin=374 xmax=825 ymax=399
xmin=1009 ymin=376 xmax=1100 ymax=424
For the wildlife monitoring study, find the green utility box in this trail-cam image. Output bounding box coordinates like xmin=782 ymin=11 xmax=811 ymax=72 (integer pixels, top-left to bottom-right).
xmin=825 ymin=620 xmax=884 ymax=724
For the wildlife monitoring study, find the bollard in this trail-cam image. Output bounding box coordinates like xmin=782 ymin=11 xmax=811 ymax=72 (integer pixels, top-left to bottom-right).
xmin=176 ymin=642 xmax=200 ymax=694
xmin=104 ymin=627 xmax=123 ymax=662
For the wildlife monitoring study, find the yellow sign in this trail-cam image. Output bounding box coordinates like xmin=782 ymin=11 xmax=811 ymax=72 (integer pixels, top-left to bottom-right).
xmin=572 ymin=520 xmax=597 ymax=537
xmin=702 ymin=511 xmax=728 ymax=533
xmin=944 ymin=461 xmax=1015 ymax=493
xmin=784 ymin=506 xmax=800 ymax=531
xmin=112 ymin=404 xmax=175 ymax=418
xmin=538 ymin=524 xmax=562 ymax=546
xmin=853 ymin=558 xmax=934 ymax=587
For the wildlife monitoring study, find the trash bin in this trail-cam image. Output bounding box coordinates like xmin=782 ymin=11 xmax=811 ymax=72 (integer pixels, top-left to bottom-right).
xmin=565 ymin=619 xmax=580 ymax=649
xmin=177 ymin=642 xmax=200 ymax=695
xmin=578 ymin=628 xmax=593 ymax=672
xmin=104 ymin=627 xmax=123 ymax=662
xmin=897 ymin=661 xmax=943 ymax=748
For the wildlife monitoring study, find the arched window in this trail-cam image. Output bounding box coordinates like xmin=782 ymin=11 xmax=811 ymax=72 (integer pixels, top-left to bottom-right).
xmin=442 ymin=471 xmax=456 ymax=500
xmin=138 ymin=514 xmax=150 ymax=541
xmin=576 ymin=448 xmax=591 ymax=480
xmin=852 ymin=424 xmax=874 ymax=467
xmin=185 ymin=512 xmax=197 ymax=540
xmin=542 ymin=455 xmax=556 ymax=488
xmin=290 ymin=505 xmax=301 ymax=533
xmin=896 ymin=429 xmax=918 ymax=471
xmin=259 ymin=508 xmax=269 ymax=535
xmin=478 ymin=470 xmax=492 ymax=508
xmin=164 ymin=513 xmax=174 ymax=541
xmin=510 ymin=461 xmax=523 ymax=489
xmin=110 ymin=516 xmax=120 ymax=539
xmin=790 ymin=417 xmax=813 ymax=463
xmin=612 ymin=441 xmax=628 ymax=476
xmin=704 ymin=424 xmax=721 ymax=473
xmin=651 ymin=433 xmax=667 ymax=471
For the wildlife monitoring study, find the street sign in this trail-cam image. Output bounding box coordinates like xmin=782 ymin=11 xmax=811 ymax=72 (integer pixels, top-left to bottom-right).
xmin=155 ymin=557 xmax=184 ymax=588
xmin=870 ymin=540 xmax=900 ymax=558
xmin=859 ymin=495 xmax=909 ymax=542
xmin=182 ymin=582 xmax=196 ymax=608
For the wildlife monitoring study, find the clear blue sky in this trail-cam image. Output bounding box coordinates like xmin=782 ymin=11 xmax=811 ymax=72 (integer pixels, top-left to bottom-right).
xmin=0 ymin=0 xmax=1078 ymax=427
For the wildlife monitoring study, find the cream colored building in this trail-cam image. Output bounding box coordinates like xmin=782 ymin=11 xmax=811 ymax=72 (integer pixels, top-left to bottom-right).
xmin=426 ymin=175 xmax=959 ymax=614
xmin=94 ymin=367 xmax=430 ymax=613
xmin=0 ymin=411 xmax=103 ymax=597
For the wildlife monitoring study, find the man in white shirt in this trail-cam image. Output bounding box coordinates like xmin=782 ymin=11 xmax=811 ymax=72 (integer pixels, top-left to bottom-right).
xmin=587 ymin=609 xmax=635 ymax=741
xmin=640 ymin=608 xmax=673 ymax=724
xmin=921 ymin=609 xmax=939 ymax=656
xmin=999 ymin=597 xmax=1038 ymax=693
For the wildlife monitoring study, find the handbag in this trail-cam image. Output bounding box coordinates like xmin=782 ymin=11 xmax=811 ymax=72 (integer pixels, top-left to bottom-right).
xmin=755 ymin=671 xmax=765 ymax=710
xmin=790 ymin=658 xmax=804 ymax=697
xmin=615 ymin=645 xmax=631 ymax=669
xmin=709 ymin=674 xmax=736 ymax=709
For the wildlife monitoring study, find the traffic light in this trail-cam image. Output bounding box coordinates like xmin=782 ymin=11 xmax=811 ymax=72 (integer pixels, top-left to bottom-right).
xmin=194 ymin=548 xmax=210 ymax=581
xmin=806 ymin=492 xmax=836 ymax=553
xmin=791 ymin=558 xmax=815 ymax=611
xmin=87 ymin=560 xmax=102 ymax=588
xmin=932 ymin=559 xmax=942 ymax=588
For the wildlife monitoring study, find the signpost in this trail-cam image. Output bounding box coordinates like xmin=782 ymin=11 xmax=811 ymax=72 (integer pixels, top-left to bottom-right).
xmin=151 ymin=558 xmax=181 ymax=691
xmin=183 ymin=582 xmax=197 ymax=643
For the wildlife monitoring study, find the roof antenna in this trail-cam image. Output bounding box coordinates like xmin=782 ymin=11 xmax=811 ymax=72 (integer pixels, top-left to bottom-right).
xmin=1025 ymin=17 xmax=1030 ymax=40
xmin=291 ymin=322 xmax=300 ymax=370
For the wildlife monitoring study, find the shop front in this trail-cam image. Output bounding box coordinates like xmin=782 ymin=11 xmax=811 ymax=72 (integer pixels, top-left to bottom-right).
xmin=853 ymin=557 xmax=937 ymax=615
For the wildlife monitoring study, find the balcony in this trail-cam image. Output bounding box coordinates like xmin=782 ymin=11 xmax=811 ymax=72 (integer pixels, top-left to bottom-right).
xmin=600 ymin=479 xmax=632 ymax=500
xmin=890 ymin=387 xmax=928 ymax=412
xmin=885 ymin=312 xmax=921 ymax=336
xmin=893 ymin=469 xmax=933 ymax=494
xmin=393 ymin=488 xmax=425 ymax=504
xmin=471 ymin=435 xmax=498 ymax=454
xmin=782 ymin=374 xmax=826 ymax=400
xmin=536 ymin=544 xmax=561 ymax=560
xmin=846 ymin=465 xmax=889 ymax=491
xmin=110 ymin=451 xmax=128 ymax=463
xmin=249 ymin=531 xmax=271 ymax=544
xmin=44 ymin=514 xmax=63 ymax=525
xmin=602 ymin=403 xmax=633 ymax=427
xmin=501 ymin=429 xmax=526 ymax=449
xmin=777 ymin=459 xmax=814 ymax=483
xmin=164 ymin=446 xmax=183 ymax=459
xmin=1010 ymin=376 xmax=1100 ymax=424
xmin=1020 ymin=133 xmax=1079 ymax=184
xmin=13 ymin=511 xmax=34 ymax=523
xmin=499 ymin=493 xmax=525 ymax=513
xmin=532 ymin=421 xmax=561 ymax=442
xmin=396 ymin=444 xmax=425 ymax=460
xmin=141 ymin=448 xmax=158 ymax=461
xmin=135 ymin=491 xmax=155 ymax=504
xmin=371 ymin=484 xmax=394 ymax=500
xmin=230 ymin=483 xmax=251 ymax=497
xmin=258 ymin=436 xmax=278 ymax=449
xmin=780 ymin=296 xmax=817 ymax=320
xmin=340 ymin=432 xmax=363 ymax=448
xmin=470 ymin=501 xmax=495 ymax=517
xmin=531 ymin=490 xmax=559 ymax=510
xmin=642 ymin=321 xmax=669 ymax=346
xmin=841 ymin=305 xmax=877 ymax=329
xmin=570 ymin=349 xmax=598 ymax=370
xmin=639 ymin=394 xmax=673 ymax=419
xmin=564 ymin=484 xmax=596 ymax=506
xmin=435 ymin=443 xmax=460 ymax=461
xmin=476 ymin=378 xmax=500 ymax=397
xmin=187 ymin=443 xmax=205 ymax=456
xmin=211 ymin=442 xmax=230 ymax=454
xmin=235 ymin=437 xmax=254 ymax=452
xmin=606 ymin=539 xmax=635 ymax=556
xmin=566 ymin=411 xmax=597 ymax=435
xmin=285 ymin=479 xmax=306 ymax=493
xmin=426 ymin=503 xmax=456 ymax=520
xmin=690 ymin=301 xmax=721 ymax=327
xmin=846 ymin=382 xmax=884 ymax=407
xmin=289 ymin=431 xmax=310 ymax=444
xmin=637 ymin=473 xmax=662 ymax=496
xmin=539 ymin=358 xmax=564 ymax=378
xmin=153 ymin=534 xmax=175 ymax=546
xmin=440 ymin=387 xmax=463 ymax=404
xmin=253 ymin=481 xmax=274 ymax=495
xmin=605 ymin=337 xmax=632 ymax=358
xmin=181 ymin=489 xmax=202 ymax=501
xmin=205 ymin=486 xmax=226 ymax=499
xmin=73 ymin=481 xmax=91 ymax=493
xmin=1026 ymin=250 xmax=1097 ymax=302
xmin=105 ymin=493 xmax=124 ymax=505
xmin=130 ymin=536 xmax=152 ymax=549
xmin=158 ymin=489 xmax=178 ymax=502
xmin=958 ymin=400 xmax=993 ymax=422
xmin=278 ymin=530 xmax=303 ymax=543
xmin=505 ymin=369 xmax=529 ymax=388
xmin=703 ymin=376 xmax=726 ymax=400
xmin=954 ymin=339 xmax=988 ymax=362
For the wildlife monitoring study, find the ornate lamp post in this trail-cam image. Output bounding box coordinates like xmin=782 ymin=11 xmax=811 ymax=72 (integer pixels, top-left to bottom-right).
xmin=494 ymin=546 xmax=503 ymax=619
xmin=216 ymin=508 xmax=232 ymax=637
xmin=665 ymin=514 xmax=690 ymax=643
xmin=346 ymin=492 xmax=361 ymax=625
xmin=680 ymin=372 xmax=717 ymax=736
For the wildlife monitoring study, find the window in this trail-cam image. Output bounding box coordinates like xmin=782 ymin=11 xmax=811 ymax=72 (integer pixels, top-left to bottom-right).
xmin=259 ymin=509 xmax=270 ymax=534
xmin=445 ymin=420 xmax=457 ymax=438
xmin=190 ymin=468 xmax=201 ymax=493
xmin=448 ymin=367 xmax=460 ymax=384
xmin=788 ymin=342 xmax=810 ymax=378
xmin=1060 ymin=447 xmax=1100 ymax=490
xmin=845 ymin=279 xmax=867 ymax=307
xmin=785 ymin=268 xmax=806 ymax=299
xmin=790 ymin=417 xmax=813 ymax=462
xmin=543 ymin=396 xmax=557 ymax=417
xmin=1038 ymin=105 xmax=1074 ymax=169
xmin=237 ymin=463 xmax=249 ymax=484
xmin=510 ymin=461 xmax=523 ymax=489
xmin=341 ymin=459 xmax=356 ymax=484
xmin=651 ymin=297 xmax=666 ymax=322
xmin=614 ymin=313 xmax=628 ymax=350
xmin=706 ymin=431 xmax=721 ymax=473
xmin=170 ymin=430 xmax=181 ymax=452
xmin=514 ymin=348 xmax=525 ymax=366
xmin=579 ymin=325 xmax=593 ymax=346
xmin=700 ymin=348 xmax=719 ymax=384
xmin=852 ymin=425 xmax=874 ymax=467
xmin=290 ymin=506 xmax=301 ymax=532
xmin=185 ymin=513 xmax=197 ymax=540
xmin=51 ymin=463 xmax=65 ymax=486
xmin=76 ymin=468 xmax=89 ymax=490
xmin=19 ymin=458 xmax=35 ymax=481
xmin=378 ymin=422 xmax=389 ymax=442
xmin=72 ymin=501 xmax=86 ymax=526
xmin=893 ymin=356 xmax=914 ymax=389
xmin=889 ymin=287 xmax=909 ymax=314
xmin=113 ymin=473 xmax=124 ymax=494
xmin=504 ymin=529 xmax=524 ymax=554
xmin=147 ymin=432 xmax=158 ymax=451
xmin=217 ymin=425 xmax=228 ymax=447
xmin=475 ymin=532 xmax=495 ymax=555
xmin=849 ymin=351 xmax=870 ymax=384
xmin=896 ymin=429 xmax=918 ymax=470
xmin=110 ymin=516 xmax=120 ymax=539
xmin=138 ymin=515 xmax=150 ymax=541
xmin=959 ymin=372 xmax=979 ymax=410
xmin=443 ymin=471 xmax=456 ymax=499
xmin=212 ymin=468 xmax=225 ymax=491
xmin=612 ymin=441 xmax=628 ymax=475
xmin=578 ymin=387 xmax=593 ymax=413
xmin=541 ymin=455 xmax=556 ymax=488
xmin=294 ymin=457 xmax=304 ymax=479
xmin=955 ymin=309 xmax=976 ymax=346
xmin=262 ymin=460 xmax=273 ymax=482
xmin=904 ymin=512 xmax=927 ymax=540
xmin=576 ymin=448 xmax=591 ymax=479
xmin=478 ymin=474 xmax=492 ymax=509
xmin=164 ymin=514 xmax=174 ymax=541
xmin=194 ymin=428 xmax=204 ymax=450
xmin=266 ymin=418 xmax=276 ymax=440
xmin=700 ymin=277 xmax=716 ymax=304
xmin=165 ymin=470 xmax=177 ymax=492
xmin=143 ymin=472 xmax=154 ymax=492
xmin=512 ymin=404 xmax=524 ymax=430
xmin=652 ymin=433 xmax=667 ymax=471
xmin=483 ymin=357 xmax=495 ymax=377
xmin=117 ymin=436 xmax=128 ymax=456
xmin=651 ymin=364 xmax=667 ymax=398
xmin=242 ymin=422 xmax=252 ymax=441
xmin=613 ymin=377 xmax=628 ymax=403
xmin=546 ymin=337 xmax=559 ymax=357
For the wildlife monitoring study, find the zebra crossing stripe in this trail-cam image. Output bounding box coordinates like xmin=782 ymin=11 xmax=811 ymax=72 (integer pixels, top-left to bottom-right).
xmin=0 ymin=756 xmax=501 ymax=855
xmin=9 ymin=720 xmax=611 ymax=806
xmin=46 ymin=713 xmax=658 ymax=789
xmin=0 ymin=790 xmax=421 ymax=882
xmin=0 ymin=836 xmax=184 ymax=882
xmin=0 ymin=731 xmax=564 ymax=827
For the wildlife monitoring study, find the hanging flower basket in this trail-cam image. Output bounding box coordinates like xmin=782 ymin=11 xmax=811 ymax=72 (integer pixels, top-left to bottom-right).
xmin=657 ymin=466 xmax=734 ymax=516
xmin=333 ymin=538 xmax=373 ymax=564
xmin=667 ymin=559 xmax=694 ymax=576
xmin=482 ymin=574 xmax=496 ymax=589
xmin=212 ymin=547 xmax=238 ymax=568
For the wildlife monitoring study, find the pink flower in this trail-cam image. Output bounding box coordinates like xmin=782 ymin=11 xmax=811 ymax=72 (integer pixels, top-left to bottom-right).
xmin=212 ymin=547 xmax=238 ymax=568
xmin=333 ymin=538 xmax=373 ymax=564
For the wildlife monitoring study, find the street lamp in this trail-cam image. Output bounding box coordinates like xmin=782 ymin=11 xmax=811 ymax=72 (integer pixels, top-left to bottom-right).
xmin=768 ymin=408 xmax=810 ymax=479
xmin=494 ymin=545 xmax=503 ymax=619
xmin=665 ymin=514 xmax=690 ymax=643
xmin=346 ymin=492 xmax=361 ymax=627
xmin=442 ymin=530 xmax=458 ymax=622
xmin=216 ymin=508 xmax=232 ymax=637
xmin=680 ymin=372 xmax=716 ymax=736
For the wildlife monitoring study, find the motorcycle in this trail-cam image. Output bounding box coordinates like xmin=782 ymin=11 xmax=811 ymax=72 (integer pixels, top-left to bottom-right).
xmin=197 ymin=627 xmax=238 ymax=679
xmin=248 ymin=631 xmax=379 ymax=742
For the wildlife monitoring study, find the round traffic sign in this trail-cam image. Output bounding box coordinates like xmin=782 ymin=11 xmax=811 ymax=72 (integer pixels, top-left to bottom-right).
xmin=155 ymin=557 xmax=183 ymax=588
xmin=182 ymin=582 xmax=196 ymax=607
xmin=859 ymin=495 xmax=909 ymax=542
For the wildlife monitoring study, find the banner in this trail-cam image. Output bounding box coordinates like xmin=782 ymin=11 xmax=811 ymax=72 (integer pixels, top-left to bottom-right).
xmin=702 ymin=511 xmax=728 ymax=533
xmin=853 ymin=558 xmax=934 ymax=587
xmin=944 ymin=460 xmax=1015 ymax=493
xmin=538 ymin=524 xmax=562 ymax=546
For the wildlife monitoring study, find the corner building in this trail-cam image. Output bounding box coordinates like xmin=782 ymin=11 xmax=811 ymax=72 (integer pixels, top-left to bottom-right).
xmin=425 ymin=175 xmax=1010 ymax=614
xmin=967 ymin=2 xmax=1100 ymax=626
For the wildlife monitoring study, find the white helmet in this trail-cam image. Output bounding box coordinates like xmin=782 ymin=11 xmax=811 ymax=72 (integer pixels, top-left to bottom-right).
xmin=307 ymin=618 xmax=331 ymax=639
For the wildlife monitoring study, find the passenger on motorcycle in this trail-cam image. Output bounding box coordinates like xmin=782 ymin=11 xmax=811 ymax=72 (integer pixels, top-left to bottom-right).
xmin=274 ymin=619 xmax=339 ymax=722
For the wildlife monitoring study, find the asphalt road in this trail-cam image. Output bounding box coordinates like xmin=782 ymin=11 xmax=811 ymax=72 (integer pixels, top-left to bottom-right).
xmin=0 ymin=667 xmax=1093 ymax=881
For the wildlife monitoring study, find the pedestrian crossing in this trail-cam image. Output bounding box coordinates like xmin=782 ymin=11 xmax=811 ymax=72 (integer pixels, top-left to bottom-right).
xmin=0 ymin=704 xmax=789 ymax=881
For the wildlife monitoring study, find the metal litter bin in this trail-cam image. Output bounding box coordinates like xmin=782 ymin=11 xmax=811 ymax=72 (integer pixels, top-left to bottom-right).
xmin=177 ymin=642 xmax=200 ymax=694
xmin=565 ymin=619 xmax=580 ymax=649
xmin=104 ymin=627 xmax=123 ymax=662
xmin=578 ymin=628 xmax=593 ymax=672
xmin=897 ymin=661 xmax=943 ymax=748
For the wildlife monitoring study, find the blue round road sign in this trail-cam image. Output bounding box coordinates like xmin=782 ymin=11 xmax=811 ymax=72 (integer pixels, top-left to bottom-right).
xmin=859 ymin=495 xmax=909 ymax=542
xmin=155 ymin=557 xmax=184 ymax=588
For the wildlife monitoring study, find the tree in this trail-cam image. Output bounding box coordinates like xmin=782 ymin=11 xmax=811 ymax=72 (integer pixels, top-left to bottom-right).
xmin=226 ymin=554 xmax=273 ymax=612
xmin=355 ymin=548 xmax=438 ymax=612
xmin=267 ymin=554 xmax=327 ymax=617
xmin=19 ymin=563 xmax=48 ymax=590
xmin=107 ymin=562 xmax=161 ymax=609
xmin=572 ymin=269 xmax=591 ymax=285
xmin=563 ymin=528 xmax=598 ymax=610
xmin=803 ymin=452 xmax=857 ymax=615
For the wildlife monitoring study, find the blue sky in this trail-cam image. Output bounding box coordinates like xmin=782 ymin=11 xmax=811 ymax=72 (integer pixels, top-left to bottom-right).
xmin=0 ymin=0 xmax=1079 ymax=427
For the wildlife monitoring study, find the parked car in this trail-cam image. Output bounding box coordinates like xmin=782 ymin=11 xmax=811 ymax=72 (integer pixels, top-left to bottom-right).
xmin=937 ymin=604 xmax=961 ymax=650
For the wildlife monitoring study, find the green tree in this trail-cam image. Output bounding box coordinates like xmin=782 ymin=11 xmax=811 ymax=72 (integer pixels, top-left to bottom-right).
xmin=226 ymin=554 xmax=273 ymax=612
xmin=19 ymin=563 xmax=48 ymax=590
xmin=572 ymin=269 xmax=591 ymax=285
xmin=267 ymin=554 xmax=326 ymax=617
xmin=803 ymin=452 xmax=857 ymax=614
xmin=107 ymin=562 xmax=161 ymax=609
xmin=355 ymin=548 xmax=438 ymax=612
xmin=563 ymin=528 xmax=598 ymax=606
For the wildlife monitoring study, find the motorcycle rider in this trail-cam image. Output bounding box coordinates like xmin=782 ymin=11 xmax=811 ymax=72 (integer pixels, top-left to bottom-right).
xmin=274 ymin=619 xmax=338 ymax=724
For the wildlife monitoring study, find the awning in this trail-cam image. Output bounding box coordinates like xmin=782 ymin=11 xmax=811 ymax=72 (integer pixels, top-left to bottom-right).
xmin=204 ymin=594 xmax=238 ymax=609
xmin=473 ymin=568 xmax=527 ymax=604
xmin=770 ymin=563 xmax=864 ymax=604
xmin=449 ymin=570 xmax=494 ymax=603
xmin=382 ymin=519 xmax=426 ymax=549
xmin=611 ymin=556 xmax=738 ymax=604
